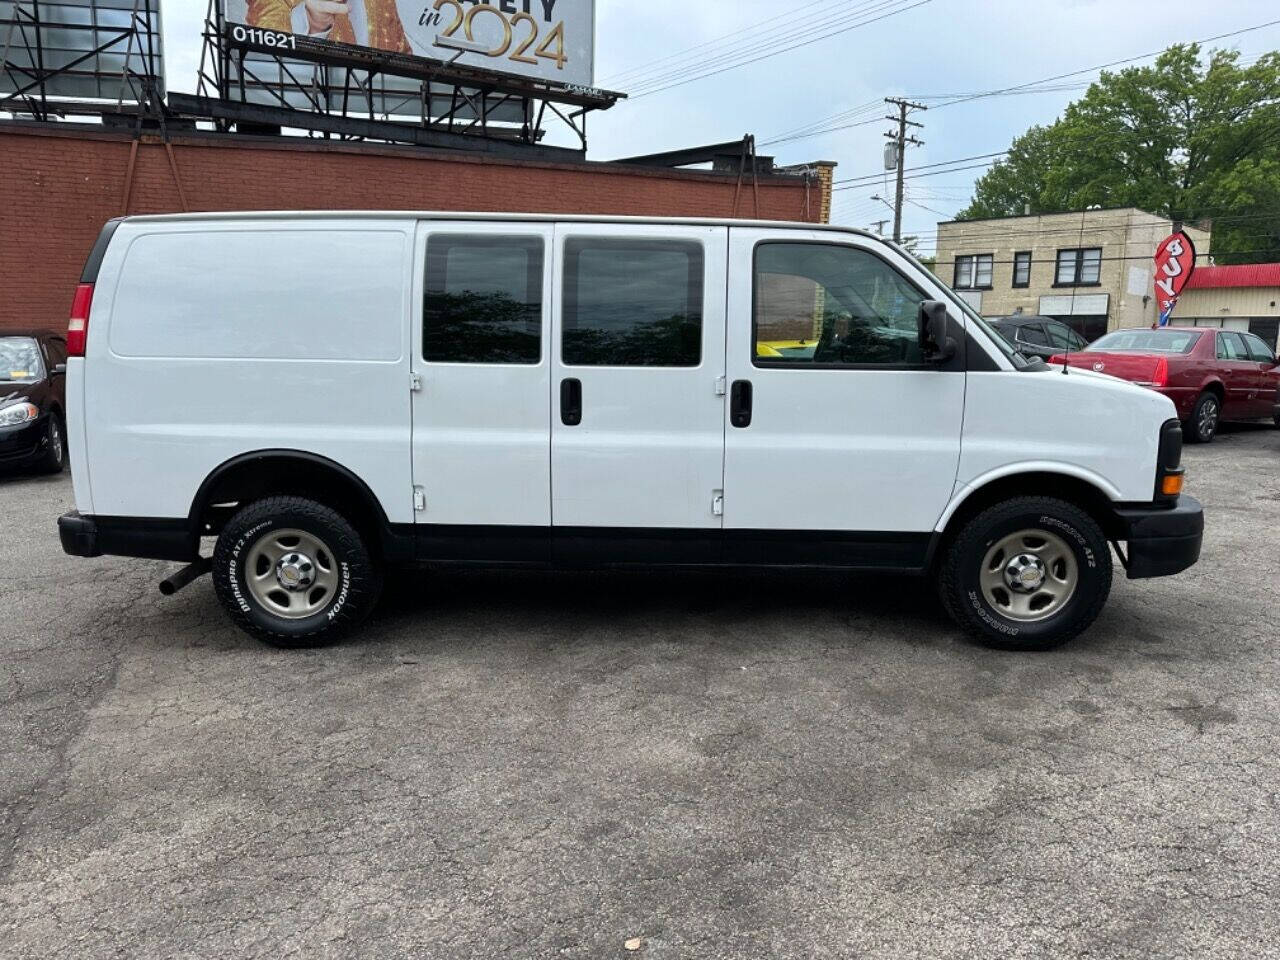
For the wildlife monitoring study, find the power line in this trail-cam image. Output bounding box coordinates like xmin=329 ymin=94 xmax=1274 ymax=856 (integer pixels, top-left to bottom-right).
xmin=766 ymin=21 xmax=1280 ymax=148
xmin=626 ymin=0 xmax=934 ymax=99
xmin=926 ymin=18 xmax=1280 ymax=112
xmin=601 ymin=0 xmax=852 ymax=87
xmin=625 ymin=0 xmax=916 ymax=95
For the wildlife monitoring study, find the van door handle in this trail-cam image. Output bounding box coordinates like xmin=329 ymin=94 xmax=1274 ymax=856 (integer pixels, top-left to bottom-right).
xmin=730 ymin=379 xmax=753 ymax=428
xmin=561 ymin=378 xmax=582 ymax=426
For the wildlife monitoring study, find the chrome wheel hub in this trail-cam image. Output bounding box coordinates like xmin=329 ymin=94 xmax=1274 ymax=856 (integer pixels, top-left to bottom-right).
xmin=245 ymin=528 xmax=339 ymax=620
xmin=980 ymin=529 xmax=1079 ymax=623
xmin=275 ymin=552 xmax=317 ymax=592
xmin=1004 ymin=553 xmax=1048 ymax=593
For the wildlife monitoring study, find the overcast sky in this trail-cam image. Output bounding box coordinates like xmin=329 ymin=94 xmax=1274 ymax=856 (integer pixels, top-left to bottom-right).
xmin=157 ymin=0 xmax=1280 ymax=252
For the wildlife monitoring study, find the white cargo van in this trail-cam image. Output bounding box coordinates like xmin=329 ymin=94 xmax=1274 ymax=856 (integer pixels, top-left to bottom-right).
xmin=58 ymin=213 xmax=1203 ymax=650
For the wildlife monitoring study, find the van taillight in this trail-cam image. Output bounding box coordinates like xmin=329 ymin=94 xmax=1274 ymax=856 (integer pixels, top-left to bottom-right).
xmin=1152 ymin=356 xmax=1169 ymax=387
xmin=68 ymin=283 xmax=93 ymax=357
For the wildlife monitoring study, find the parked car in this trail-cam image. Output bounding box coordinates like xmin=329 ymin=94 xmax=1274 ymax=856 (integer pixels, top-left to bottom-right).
xmin=58 ymin=213 xmax=1203 ymax=652
xmin=1049 ymin=327 xmax=1280 ymax=443
xmin=0 ymin=331 xmax=68 ymax=474
xmin=990 ymin=314 xmax=1089 ymax=361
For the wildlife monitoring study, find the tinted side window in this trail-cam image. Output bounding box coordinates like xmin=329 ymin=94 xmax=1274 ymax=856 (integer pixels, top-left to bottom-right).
xmin=1219 ymin=332 xmax=1250 ymax=360
xmin=1243 ymin=333 xmax=1276 ymax=363
xmin=1019 ymin=324 xmax=1050 ymax=347
xmin=562 ymin=239 xmax=703 ymax=367
xmin=1044 ymin=321 xmax=1083 ymax=349
xmin=425 ymin=235 xmax=543 ymax=364
xmin=754 ymin=242 xmax=925 ymax=367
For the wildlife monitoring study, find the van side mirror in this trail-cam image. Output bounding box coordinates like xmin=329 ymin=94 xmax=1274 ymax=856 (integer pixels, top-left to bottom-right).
xmin=918 ymin=301 xmax=956 ymax=363
xmin=53 ymin=363 xmax=67 ymax=375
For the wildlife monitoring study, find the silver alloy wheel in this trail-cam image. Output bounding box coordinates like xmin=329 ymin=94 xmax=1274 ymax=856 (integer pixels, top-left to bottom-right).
xmin=979 ymin=528 xmax=1079 ymax=623
xmin=1198 ymin=396 xmax=1219 ymax=440
xmin=244 ymin=528 xmax=339 ymax=620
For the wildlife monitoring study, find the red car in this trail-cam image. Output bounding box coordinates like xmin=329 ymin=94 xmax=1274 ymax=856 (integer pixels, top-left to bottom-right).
xmin=1050 ymin=327 xmax=1280 ymax=443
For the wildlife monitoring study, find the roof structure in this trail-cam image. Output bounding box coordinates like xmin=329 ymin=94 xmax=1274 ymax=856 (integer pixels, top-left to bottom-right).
xmin=1187 ymin=264 xmax=1280 ymax=289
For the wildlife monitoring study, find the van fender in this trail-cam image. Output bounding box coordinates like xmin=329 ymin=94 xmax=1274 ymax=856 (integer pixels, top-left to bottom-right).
xmin=934 ymin=462 xmax=1123 ymax=533
xmin=187 ymin=448 xmax=391 ymax=532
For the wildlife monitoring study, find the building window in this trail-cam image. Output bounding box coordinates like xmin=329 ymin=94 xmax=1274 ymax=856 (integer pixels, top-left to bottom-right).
xmin=1055 ymin=247 xmax=1102 ymax=286
xmin=954 ymin=254 xmax=993 ymax=290
xmin=1012 ymin=251 xmax=1032 ymax=288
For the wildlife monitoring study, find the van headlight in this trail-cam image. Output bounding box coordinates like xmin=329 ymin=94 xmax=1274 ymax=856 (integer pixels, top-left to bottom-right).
xmin=0 ymin=402 xmax=39 ymax=427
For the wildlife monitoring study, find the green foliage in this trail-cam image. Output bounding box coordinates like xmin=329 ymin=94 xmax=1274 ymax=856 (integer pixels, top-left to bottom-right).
xmin=958 ymin=45 xmax=1280 ymax=264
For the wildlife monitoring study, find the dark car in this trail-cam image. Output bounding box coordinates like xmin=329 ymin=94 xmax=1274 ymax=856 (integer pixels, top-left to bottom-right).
xmin=0 ymin=331 xmax=68 ymax=474
xmin=990 ymin=314 xmax=1089 ymax=361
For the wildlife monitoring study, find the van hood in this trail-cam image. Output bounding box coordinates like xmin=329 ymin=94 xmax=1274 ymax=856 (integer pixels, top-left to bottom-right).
xmin=1046 ymin=362 xmax=1177 ymax=416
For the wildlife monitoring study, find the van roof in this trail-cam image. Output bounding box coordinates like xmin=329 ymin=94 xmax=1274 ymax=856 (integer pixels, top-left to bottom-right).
xmin=117 ymin=210 xmax=882 ymax=239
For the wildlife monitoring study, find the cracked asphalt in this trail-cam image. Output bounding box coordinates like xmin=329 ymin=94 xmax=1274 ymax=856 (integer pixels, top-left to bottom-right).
xmin=2 ymin=425 xmax=1279 ymax=959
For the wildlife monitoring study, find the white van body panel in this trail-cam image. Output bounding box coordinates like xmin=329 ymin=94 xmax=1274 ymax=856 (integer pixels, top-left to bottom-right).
xmin=66 ymin=357 xmax=94 ymax=514
xmin=66 ymin=211 xmax=1178 ymax=552
xmin=550 ymin=222 xmax=729 ymax=529
xmin=949 ymin=367 xmax=1178 ymax=524
xmin=410 ymin=220 xmax=554 ymax=527
xmin=81 ymin=218 xmax=415 ymax=523
xmin=723 ymin=226 xmax=968 ymax=534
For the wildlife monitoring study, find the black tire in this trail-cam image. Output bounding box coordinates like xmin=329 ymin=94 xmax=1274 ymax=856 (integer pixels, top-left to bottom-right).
xmin=212 ymin=496 xmax=381 ymax=648
xmin=1184 ymin=391 xmax=1220 ymax=444
xmin=939 ymin=497 xmax=1113 ymax=651
xmin=38 ymin=415 xmax=66 ymax=474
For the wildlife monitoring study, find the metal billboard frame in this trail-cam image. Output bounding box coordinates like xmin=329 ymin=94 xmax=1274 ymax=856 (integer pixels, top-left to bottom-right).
xmin=0 ymin=0 xmax=163 ymax=121
xmin=187 ymin=0 xmax=623 ymax=159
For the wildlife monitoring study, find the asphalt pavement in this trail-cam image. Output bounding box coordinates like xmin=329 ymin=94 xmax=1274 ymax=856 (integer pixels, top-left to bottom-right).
xmin=2 ymin=425 xmax=1278 ymax=959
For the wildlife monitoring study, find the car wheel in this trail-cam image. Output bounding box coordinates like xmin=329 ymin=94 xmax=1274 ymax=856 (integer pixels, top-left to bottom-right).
xmin=39 ymin=415 xmax=66 ymax=474
xmin=939 ymin=497 xmax=1113 ymax=651
xmin=1185 ymin=392 xmax=1220 ymax=444
xmin=212 ymin=496 xmax=382 ymax=648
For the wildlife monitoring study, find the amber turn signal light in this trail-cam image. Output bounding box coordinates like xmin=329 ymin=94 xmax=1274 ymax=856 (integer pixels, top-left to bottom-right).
xmin=1161 ymin=473 xmax=1185 ymax=497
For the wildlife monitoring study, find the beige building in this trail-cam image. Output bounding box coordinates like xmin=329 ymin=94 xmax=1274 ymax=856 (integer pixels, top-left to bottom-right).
xmin=933 ymin=208 xmax=1212 ymax=341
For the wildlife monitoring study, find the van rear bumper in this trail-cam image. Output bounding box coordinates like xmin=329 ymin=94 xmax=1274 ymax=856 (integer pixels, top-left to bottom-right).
xmin=1113 ymin=496 xmax=1204 ymax=580
xmin=58 ymin=511 xmax=196 ymax=562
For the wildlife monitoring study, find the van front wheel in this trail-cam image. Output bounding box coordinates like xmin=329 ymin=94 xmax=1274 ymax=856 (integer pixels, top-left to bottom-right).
xmin=212 ymin=496 xmax=382 ymax=648
xmin=939 ymin=497 xmax=1112 ymax=651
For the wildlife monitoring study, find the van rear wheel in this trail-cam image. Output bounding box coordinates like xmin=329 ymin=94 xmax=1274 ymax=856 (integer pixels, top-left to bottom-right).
xmin=212 ymin=496 xmax=381 ymax=648
xmin=939 ymin=497 xmax=1112 ymax=651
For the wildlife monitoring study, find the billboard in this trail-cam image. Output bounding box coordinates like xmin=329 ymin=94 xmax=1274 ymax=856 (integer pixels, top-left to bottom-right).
xmin=1 ymin=0 xmax=163 ymax=103
xmin=223 ymin=0 xmax=595 ymax=89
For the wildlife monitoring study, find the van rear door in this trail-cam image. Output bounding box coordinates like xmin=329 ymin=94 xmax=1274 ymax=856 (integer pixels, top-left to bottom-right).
xmin=410 ymin=221 xmax=554 ymax=549
xmin=550 ymin=224 xmax=728 ymax=558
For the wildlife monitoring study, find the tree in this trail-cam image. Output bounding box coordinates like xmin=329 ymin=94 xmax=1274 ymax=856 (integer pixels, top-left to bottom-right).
xmin=958 ymin=45 xmax=1280 ymax=264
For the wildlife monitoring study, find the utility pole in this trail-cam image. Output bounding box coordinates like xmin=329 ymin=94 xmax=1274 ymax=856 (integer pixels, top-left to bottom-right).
xmin=870 ymin=219 xmax=890 ymax=236
xmin=884 ymin=97 xmax=927 ymax=243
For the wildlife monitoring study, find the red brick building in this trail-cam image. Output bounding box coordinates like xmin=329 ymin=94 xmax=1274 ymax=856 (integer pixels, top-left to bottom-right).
xmin=0 ymin=123 xmax=833 ymax=334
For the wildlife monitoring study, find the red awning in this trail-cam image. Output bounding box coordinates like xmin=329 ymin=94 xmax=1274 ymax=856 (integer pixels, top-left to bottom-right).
xmin=1186 ymin=264 xmax=1280 ymax=289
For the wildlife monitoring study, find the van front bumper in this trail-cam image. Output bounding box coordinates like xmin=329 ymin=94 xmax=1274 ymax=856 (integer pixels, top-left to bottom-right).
xmin=58 ymin=511 xmax=196 ymax=562
xmin=1113 ymin=496 xmax=1204 ymax=580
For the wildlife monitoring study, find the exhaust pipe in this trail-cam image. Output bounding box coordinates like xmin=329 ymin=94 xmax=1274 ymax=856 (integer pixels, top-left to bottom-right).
xmin=159 ymin=557 xmax=212 ymax=596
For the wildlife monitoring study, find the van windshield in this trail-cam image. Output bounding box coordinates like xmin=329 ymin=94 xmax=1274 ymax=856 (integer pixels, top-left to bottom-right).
xmin=0 ymin=337 xmax=44 ymax=382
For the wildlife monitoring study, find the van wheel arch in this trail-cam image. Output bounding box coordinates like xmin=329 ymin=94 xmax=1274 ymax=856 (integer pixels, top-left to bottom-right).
xmin=934 ymin=472 xmax=1120 ymax=568
xmin=189 ymin=451 xmax=391 ymax=558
